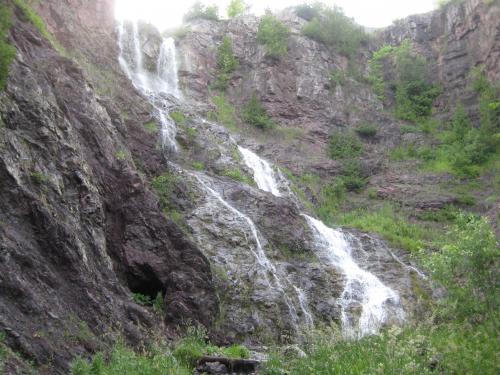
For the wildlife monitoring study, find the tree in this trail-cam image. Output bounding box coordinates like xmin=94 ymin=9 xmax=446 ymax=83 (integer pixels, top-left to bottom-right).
xmin=227 ymin=0 xmax=248 ymax=18
xmin=183 ymin=2 xmax=219 ymax=22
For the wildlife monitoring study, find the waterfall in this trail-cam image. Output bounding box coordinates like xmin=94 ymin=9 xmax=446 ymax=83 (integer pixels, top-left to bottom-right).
xmin=304 ymin=215 xmax=404 ymax=338
xmin=191 ymin=173 xmax=301 ymax=326
xmin=117 ymin=20 xmax=180 ymax=152
xmin=238 ymin=146 xmax=282 ymax=197
xmin=237 ymin=146 xmax=406 ymax=337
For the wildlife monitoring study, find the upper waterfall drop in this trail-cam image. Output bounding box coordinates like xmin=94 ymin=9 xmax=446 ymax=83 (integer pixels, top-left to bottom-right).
xmin=116 ymin=20 xmax=181 ymax=151
xmin=238 ymin=147 xmax=283 ymax=197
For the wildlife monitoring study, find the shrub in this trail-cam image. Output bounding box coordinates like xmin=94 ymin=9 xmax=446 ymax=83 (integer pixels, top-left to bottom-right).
xmin=213 ymin=35 xmax=238 ymax=91
xmin=422 ymin=214 xmax=498 ymax=321
xmin=153 ymin=292 xmax=164 ymax=313
xmin=256 ymin=12 xmax=289 ymax=59
xmin=144 ymin=121 xmax=158 ymax=133
xmin=355 ymin=124 xmax=377 ymax=137
xmin=339 ymin=159 xmax=367 ymax=191
xmin=227 ymin=0 xmax=248 ymax=18
xmin=241 ymin=93 xmax=276 ymax=130
xmin=183 ymin=2 xmax=219 ymax=22
xmin=327 ymin=131 xmax=363 ymax=159
xmin=0 ymin=4 xmax=15 ymax=91
xmin=302 ymin=4 xmax=366 ymax=57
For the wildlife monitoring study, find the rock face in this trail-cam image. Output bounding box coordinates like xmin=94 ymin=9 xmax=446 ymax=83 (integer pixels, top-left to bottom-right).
xmin=1 ymin=2 xmax=216 ymax=374
xmin=378 ymin=0 xmax=500 ymax=122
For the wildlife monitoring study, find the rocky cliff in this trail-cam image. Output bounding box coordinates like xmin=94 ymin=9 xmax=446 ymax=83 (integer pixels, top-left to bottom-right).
xmin=0 ymin=0 xmax=498 ymax=373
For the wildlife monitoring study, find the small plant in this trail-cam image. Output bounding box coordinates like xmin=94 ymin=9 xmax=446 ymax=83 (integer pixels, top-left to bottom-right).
xmin=183 ymin=2 xmax=219 ymax=22
xmin=355 ymin=124 xmax=377 ymax=138
xmin=144 ymin=121 xmax=158 ymax=133
xmin=170 ymin=111 xmax=186 ymax=125
xmin=241 ymin=93 xmax=276 ymax=130
xmin=223 ymin=344 xmax=250 ymax=359
xmin=329 ymin=70 xmax=346 ymax=89
xmin=327 ymin=131 xmax=363 ymax=159
xmin=115 ymin=149 xmax=127 ymax=161
xmin=30 ymin=171 xmax=49 ymax=185
xmin=256 ymin=12 xmax=290 ymax=59
xmin=153 ymin=292 xmax=164 ymax=313
xmin=192 ymin=161 xmax=205 ymax=171
xmin=132 ymin=293 xmax=152 ymax=306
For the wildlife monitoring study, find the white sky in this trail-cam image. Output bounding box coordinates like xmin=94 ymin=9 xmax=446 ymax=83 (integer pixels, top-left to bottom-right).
xmin=115 ymin=0 xmax=439 ymax=30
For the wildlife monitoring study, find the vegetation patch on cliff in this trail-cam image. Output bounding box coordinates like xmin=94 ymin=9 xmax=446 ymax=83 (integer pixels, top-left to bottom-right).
xmin=256 ymin=12 xmax=289 ymax=59
xmin=300 ymin=3 xmax=366 ymax=57
xmin=0 ymin=4 xmax=15 ymax=90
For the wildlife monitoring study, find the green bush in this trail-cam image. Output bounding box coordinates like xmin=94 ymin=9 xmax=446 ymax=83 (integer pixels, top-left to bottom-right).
xmin=421 ymin=213 xmax=498 ymax=321
xmin=302 ymin=4 xmax=366 ymax=57
xmin=227 ymin=0 xmax=247 ymax=18
xmin=294 ymin=4 xmax=319 ymax=21
xmin=183 ymin=2 xmax=219 ymax=22
xmin=327 ymin=131 xmax=363 ymax=159
xmin=0 ymin=4 xmax=15 ymax=91
xmin=256 ymin=12 xmax=289 ymax=59
xmin=339 ymin=159 xmax=367 ymax=191
xmin=170 ymin=111 xmax=186 ymax=126
xmin=355 ymin=124 xmax=377 ymax=137
xmin=241 ymin=93 xmax=276 ymax=130
xmin=329 ymin=70 xmax=346 ymax=89
xmin=213 ymin=35 xmax=238 ymax=91
xmin=153 ymin=292 xmax=164 ymax=313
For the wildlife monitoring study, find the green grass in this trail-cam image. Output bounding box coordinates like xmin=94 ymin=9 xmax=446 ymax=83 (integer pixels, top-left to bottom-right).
xmin=170 ymin=111 xmax=186 ymax=126
xmin=241 ymin=93 xmax=276 ymax=130
xmin=322 ymin=204 xmax=437 ymax=253
xmin=12 ymin=0 xmax=65 ymax=54
xmin=220 ymin=168 xmax=253 ymax=185
xmin=192 ymin=161 xmax=205 ymax=171
xmin=209 ymin=94 xmax=238 ymax=132
xmin=328 ymin=131 xmax=363 ymax=159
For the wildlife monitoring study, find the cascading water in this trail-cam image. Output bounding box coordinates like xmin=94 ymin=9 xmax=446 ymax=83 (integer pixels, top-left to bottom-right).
xmin=238 ymin=146 xmax=282 ymax=197
xmin=237 ymin=146 xmax=405 ymax=337
xmin=191 ymin=172 xmax=303 ymax=326
xmin=117 ymin=20 xmax=180 ymax=151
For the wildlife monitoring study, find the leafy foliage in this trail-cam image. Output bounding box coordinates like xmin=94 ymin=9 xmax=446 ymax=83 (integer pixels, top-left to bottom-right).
xmin=302 ymin=4 xmax=366 ymax=57
xmin=421 ymin=214 xmax=499 ymax=321
xmin=256 ymin=12 xmax=289 ymax=59
xmin=227 ymin=0 xmax=248 ymax=18
xmin=0 ymin=4 xmax=15 ymax=91
xmin=241 ymin=93 xmax=276 ymax=130
xmin=327 ymin=131 xmax=363 ymax=159
xmin=221 ymin=168 xmax=253 ymax=185
xmin=183 ymin=2 xmax=219 ymax=22
xmin=213 ymin=35 xmax=238 ymax=91
xmin=132 ymin=293 xmax=152 ymax=306
xmin=369 ymin=41 xmax=440 ymax=121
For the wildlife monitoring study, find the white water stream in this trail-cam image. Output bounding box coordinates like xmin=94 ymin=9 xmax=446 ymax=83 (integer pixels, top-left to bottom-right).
xmin=238 ymin=146 xmax=406 ymax=337
xmin=117 ymin=20 xmax=180 ymax=152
